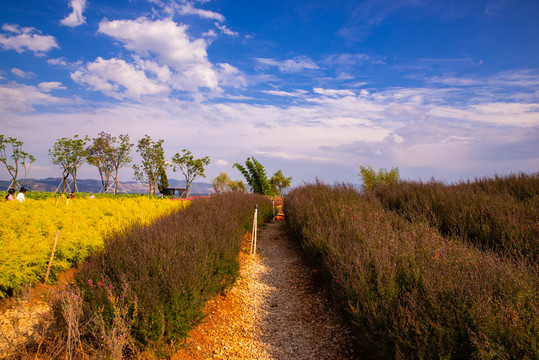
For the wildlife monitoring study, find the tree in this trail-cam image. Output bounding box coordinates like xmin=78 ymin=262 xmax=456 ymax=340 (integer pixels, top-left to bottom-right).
xmin=212 ymin=172 xmax=231 ymax=193
xmin=212 ymin=172 xmax=247 ymax=193
xmin=133 ymin=135 xmax=166 ymax=195
xmin=233 ymin=157 xmax=275 ymax=195
xmin=110 ymin=134 xmax=133 ymax=194
xmin=157 ymin=164 xmax=169 ymax=194
xmin=171 ymin=149 xmax=210 ymax=197
xmin=359 ymin=165 xmax=400 ymax=191
xmin=269 ymin=170 xmax=292 ymax=196
xmin=49 ymin=135 xmax=88 ymax=193
xmin=86 ymin=132 xmax=114 ymax=192
xmin=0 ymin=135 xmax=35 ymax=190
xmin=87 ymin=132 xmax=133 ymax=194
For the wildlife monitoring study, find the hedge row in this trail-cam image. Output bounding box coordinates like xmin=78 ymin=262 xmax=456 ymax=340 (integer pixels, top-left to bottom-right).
xmin=285 ymin=182 xmax=538 ymax=359
xmin=373 ymin=172 xmax=539 ymax=260
xmin=71 ymin=192 xmax=273 ymax=354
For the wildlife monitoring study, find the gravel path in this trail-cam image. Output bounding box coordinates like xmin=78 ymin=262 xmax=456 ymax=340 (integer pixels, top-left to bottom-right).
xmin=173 ymin=220 xmax=356 ymax=359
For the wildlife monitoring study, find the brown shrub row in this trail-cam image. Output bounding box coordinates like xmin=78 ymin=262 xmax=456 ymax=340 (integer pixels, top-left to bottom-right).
xmin=373 ymin=172 xmax=539 ymax=260
xmin=285 ymin=181 xmax=538 ymax=359
xmin=52 ymin=192 xmax=272 ymax=357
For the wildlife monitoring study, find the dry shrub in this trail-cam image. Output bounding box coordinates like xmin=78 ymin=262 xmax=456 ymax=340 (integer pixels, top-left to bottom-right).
xmin=286 ymin=181 xmax=538 ymax=359
xmin=61 ymin=192 xmax=272 ymax=356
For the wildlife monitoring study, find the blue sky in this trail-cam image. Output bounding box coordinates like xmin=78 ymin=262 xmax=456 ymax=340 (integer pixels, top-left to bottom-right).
xmin=1 ymin=0 xmax=538 ymax=186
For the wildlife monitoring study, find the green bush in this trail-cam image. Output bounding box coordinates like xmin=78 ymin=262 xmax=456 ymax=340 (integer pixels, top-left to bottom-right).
xmin=286 ymin=182 xmax=538 ymax=359
xmin=72 ymin=192 xmax=272 ymax=353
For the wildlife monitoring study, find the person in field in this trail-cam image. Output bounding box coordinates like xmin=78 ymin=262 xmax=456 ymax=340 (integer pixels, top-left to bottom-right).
xmin=5 ymin=188 xmax=16 ymax=201
xmin=16 ymin=187 xmax=27 ymax=202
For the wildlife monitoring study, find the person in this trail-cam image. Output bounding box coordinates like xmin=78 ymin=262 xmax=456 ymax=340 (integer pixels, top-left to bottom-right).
xmin=69 ymin=192 xmax=75 ymax=199
xmin=88 ymin=192 xmax=95 ymax=199
xmin=16 ymin=187 xmax=27 ymax=202
xmin=5 ymin=188 xmax=16 ymax=201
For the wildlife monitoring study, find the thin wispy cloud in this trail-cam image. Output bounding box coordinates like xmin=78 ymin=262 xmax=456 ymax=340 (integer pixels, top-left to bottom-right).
xmin=256 ymin=56 xmax=319 ymax=73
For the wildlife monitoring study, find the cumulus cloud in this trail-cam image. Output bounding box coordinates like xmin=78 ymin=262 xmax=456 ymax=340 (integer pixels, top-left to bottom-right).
xmin=60 ymin=0 xmax=87 ymax=27
xmin=98 ymin=17 xmax=219 ymax=90
xmin=256 ymin=56 xmax=319 ymax=73
xmin=0 ymin=24 xmax=59 ymax=54
xmin=71 ymin=57 xmax=170 ymax=99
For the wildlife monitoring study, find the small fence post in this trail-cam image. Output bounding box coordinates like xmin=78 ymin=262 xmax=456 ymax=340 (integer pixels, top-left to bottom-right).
xmin=251 ymin=204 xmax=258 ymax=256
xmin=44 ymin=230 xmax=60 ymax=284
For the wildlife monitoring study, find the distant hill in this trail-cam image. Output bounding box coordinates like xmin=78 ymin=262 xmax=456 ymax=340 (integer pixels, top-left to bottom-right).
xmin=0 ymin=178 xmax=214 ymax=195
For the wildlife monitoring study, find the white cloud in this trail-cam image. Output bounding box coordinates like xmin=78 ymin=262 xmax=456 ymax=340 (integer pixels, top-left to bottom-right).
xmin=214 ymin=159 xmax=228 ymax=166
xmin=256 ymin=56 xmax=319 ymax=73
xmin=178 ymin=2 xmax=225 ymax=22
xmin=11 ymin=68 xmax=37 ymax=78
xmin=263 ymin=89 xmax=308 ymax=97
xmin=60 ymin=0 xmax=87 ymax=27
xmin=0 ymin=24 xmax=59 ymax=54
xmin=47 ymin=57 xmax=68 ymax=66
xmin=215 ymin=23 xmax=238 ymax=36
xmin=313 ymin=88 xmax=356 ymax=97
xmin=0 ymin=82 xmax=63 ymax=112
xmin=38 ymin=82 xmax=66 ymax=92
xmin=429 ymin=102 xmax=539 ymax=127
xmin=71 ymin=57 xmax=170 ymax=99
xmin=98 ymin=17 xmax=219 ymax=90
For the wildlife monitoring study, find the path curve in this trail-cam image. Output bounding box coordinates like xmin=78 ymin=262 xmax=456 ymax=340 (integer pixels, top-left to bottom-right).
xmin=173 ymin=221 xmax=356 ymax=359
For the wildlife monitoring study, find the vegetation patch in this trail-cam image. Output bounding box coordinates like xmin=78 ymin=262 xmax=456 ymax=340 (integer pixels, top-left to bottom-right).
xmin=62 ymin=192 xmax=272 ymax=356
xmin=285 ymin=179 xmax=538 ymax=359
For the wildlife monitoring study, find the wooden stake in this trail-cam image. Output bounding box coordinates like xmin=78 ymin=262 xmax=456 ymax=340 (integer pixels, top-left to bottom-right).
xmin=251 ymin=205 xmax=258 ymax=256
xmin=44 ymin=230 xmax=60 ymax=284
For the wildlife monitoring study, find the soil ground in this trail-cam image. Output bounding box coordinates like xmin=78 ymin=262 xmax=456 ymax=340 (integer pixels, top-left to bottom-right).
xmin=172 ymin=220 xmax=357 ymax=359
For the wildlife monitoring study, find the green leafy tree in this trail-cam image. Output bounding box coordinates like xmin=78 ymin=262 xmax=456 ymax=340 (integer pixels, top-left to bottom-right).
xmin=49 ymin=135 xmax=88 ymax=193
xmin=233 ymin=157 xmax=275 ymax=195
xmin=269 ymin=170 xmax=292 ymax=196
xmin=359 ymin=165 xmax=400 ymax=191
xmin=110 ymin=134 xmax=133 ymax=194
xmin=87 ymin=132 xmax=133 ymax=194
xmin=171 ymin=149 xmax=210 ymax=197
xmin=229 ymin=180 xmax=247 ymax=192
xmin=133 ymin=135 xmax=166 ymax=195
xmin=212 ymin=172 xmax=231 ymax=193
xmin=86 ymin=132 xmax=114 ymax=192
xmin=212 ymin=172 xmax=247 ymax=193
xmin=0 ymin=135 xmax=35 ymax=190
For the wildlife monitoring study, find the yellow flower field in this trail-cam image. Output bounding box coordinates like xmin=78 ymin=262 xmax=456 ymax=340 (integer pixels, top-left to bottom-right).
xmin=0 ymin=197 xmax=186 ymax=298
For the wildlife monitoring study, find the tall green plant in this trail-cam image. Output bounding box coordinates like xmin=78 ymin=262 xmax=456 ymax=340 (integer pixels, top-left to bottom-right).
xmin=233 ymin=157 xmax=274 ymax=195
xmin=359 ymin=165 xmax=399 ymax=191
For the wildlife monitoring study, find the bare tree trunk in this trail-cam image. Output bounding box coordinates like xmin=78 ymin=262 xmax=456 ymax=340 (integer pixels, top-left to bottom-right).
xmin=114 ymin=168 xmax=119 ymax=195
